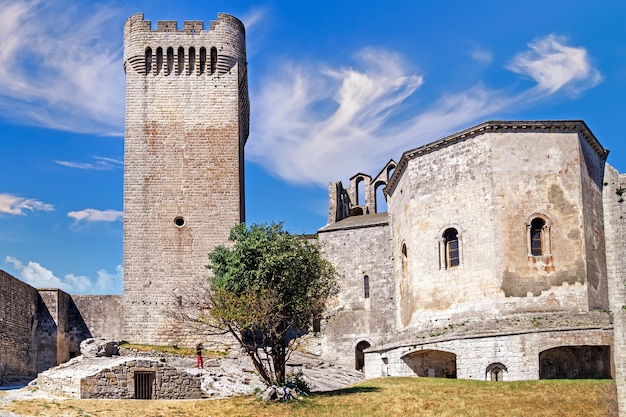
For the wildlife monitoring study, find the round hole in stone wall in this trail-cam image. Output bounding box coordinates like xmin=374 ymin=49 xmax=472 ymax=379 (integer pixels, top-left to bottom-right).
xmin=174 ymin=216 xmax=186 ymax=227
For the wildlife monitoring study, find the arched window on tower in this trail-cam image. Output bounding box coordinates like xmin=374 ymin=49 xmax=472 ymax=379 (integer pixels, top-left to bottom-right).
xmin=177 ymin=47 xmax=184 ymax=75
xmin=527 ymin=216 xmax=551 ymax=257
xmin=443 ymin=228 xmax=460 ymax=268
xmin=210 ymin=47 xmax=217 ymax=74
xmin=166 ymin=47 xmax=174 ymax=75
xmin=363 ymin=275 xmax=370 ymax=299
xmin=199 ymin=47 xmax=206 ymax=75
xmin=145 ymin=47 xmax=152 ymax=75
xmin=156 ymin=47 xmax=163 ymax=75
xmin=188 ymin=47 xmax=196 ymax=75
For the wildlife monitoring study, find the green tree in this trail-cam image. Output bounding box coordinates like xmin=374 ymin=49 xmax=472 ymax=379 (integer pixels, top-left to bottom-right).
xmin=204 ymin=222 xmax=338 ymax=386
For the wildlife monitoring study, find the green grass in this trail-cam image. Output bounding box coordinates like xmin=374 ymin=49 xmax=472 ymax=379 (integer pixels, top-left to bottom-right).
xmin=2 ymin=377 xmax=617 ymax=417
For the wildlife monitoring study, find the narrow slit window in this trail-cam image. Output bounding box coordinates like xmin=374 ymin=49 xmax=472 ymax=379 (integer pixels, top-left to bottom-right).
xmin=443 ymin=228 xmax=460 ymax=268
xmin=363 ymin=275 xmax=370 ymax=299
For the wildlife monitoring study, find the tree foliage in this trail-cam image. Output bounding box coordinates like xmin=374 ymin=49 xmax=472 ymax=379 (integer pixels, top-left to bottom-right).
xmin=205 ymin=222 xmax=338 ymax=386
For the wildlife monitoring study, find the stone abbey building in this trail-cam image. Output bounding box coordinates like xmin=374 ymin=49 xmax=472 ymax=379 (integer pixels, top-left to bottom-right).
xmin=0 ymin=11 xmax=624 ymax=414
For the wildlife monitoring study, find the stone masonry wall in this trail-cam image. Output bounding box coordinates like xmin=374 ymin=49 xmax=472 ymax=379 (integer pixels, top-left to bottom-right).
xmin=123 ymin=13 xmax=248 ymax=345
xmin=0 ymin=270 xmax=39 ymax=379
xmin=72 ymin=295 xmax=123 ymax=340
xmin=317 ymin=215 xmax=395 ymax=370
xmin=388 ymin=127 xmax=597 ymax=332
xmin=604 ymin=166 xmax=626 ymax=416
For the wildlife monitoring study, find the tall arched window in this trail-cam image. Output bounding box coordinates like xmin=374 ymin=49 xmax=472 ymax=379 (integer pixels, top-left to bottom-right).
xmin=443 ymin=228 xmax=459 ymax=268
xmin=144 ymin=47 xmax=152 ymax=75
xmin=188 ymin=47 xmax=196 ymax=75
xmin=210 ymin=47 xmax=217 ymax=74
xmin=166 ymin=47 xmax=174 ymax=75
xmin=363 ymin=275 xmax=370 ymax=299
xmin=156 ymin=47 xmax=163 ymax=75
xmin=526 ymin=215 xmax=551 ymax=257
xmin=530 ymin=218 xmax=545 ymax=256
xmin=199 ymin=47 xmax=207 ymax=75
xmin=177 ymin=47 xmax=184 ymax=75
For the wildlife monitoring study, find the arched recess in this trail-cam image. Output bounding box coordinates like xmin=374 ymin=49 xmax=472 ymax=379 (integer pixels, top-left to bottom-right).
xmin=355 ymin=176 xmax=365 ymax=206
xmin=402 ymin=349 xmax=457 ymax=378
xmin=355 ymin=340 xmax=371 ymax=371
xmin=485 ymin=362 xmax=508 ymax=381
xmin=539 ymin=345 xmax=611 ymax=379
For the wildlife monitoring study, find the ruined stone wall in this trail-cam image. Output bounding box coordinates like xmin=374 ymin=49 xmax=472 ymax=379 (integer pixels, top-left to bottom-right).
xmin=604 ymin=166 xmax=626 ymax=416
xmin=0 ymin=270 xmax=39 ymax=379
xmin=72 ymin=295 xmax=122 ymax=340
xmin=317 ymin=216 xmax=395 ymax=370
xmin=388 ymin=126 xmax=601 ymax=332
xmin=37 ymin=290 xmax=71 ymax=372
xmin=123 ymin=13 xmax=248 ymax=345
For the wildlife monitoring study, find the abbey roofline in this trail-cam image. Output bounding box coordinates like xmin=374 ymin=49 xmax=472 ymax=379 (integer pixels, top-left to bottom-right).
xmin=385 ymin=120 xmax=609 ymax=196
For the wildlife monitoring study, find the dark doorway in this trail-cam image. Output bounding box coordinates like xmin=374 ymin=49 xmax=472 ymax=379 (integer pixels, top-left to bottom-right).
xmin=355 ymin=341 xmax=371 ymax=371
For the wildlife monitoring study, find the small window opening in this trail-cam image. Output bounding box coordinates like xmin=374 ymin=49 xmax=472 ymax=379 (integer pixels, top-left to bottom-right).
xmin=177 ymin=47 xmax=184 ymax=75
xmin=530 ymin=218 xmax=545 ymax=256
xmin=210 ymin=47 xmax=217 ymax=74
xmin=134 ymin=371 xmax=156 ymax=399
xmin=444 ymin=228 xmax=459 ymax=268
xmin=199 ymin=47 xmax=206 ymax=74
xmin=188 ymin=47 xmax=195 ymax=75
xmin=363 ymin=275 xmax=370 ymax=299
xmin=166 ymin=47 xmax=174 ymax=75
xmin=145 ymin=47 xmax=152 ymax=75
xmin=401 ymin=243 xmax=408 ymax=278
xmin=174 ymin=216 xmax=185 ymax=227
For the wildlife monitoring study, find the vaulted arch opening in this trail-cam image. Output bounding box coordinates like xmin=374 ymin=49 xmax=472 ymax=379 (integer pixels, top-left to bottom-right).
xmin=539 ymin=346 xmax=611 ymax=379
xmin=402 ymin=349 xmax=456 ymax=378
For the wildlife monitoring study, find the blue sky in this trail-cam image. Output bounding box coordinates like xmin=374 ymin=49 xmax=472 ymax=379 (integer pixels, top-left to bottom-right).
xmin=1 ymin=0 xmax=624 ymax=295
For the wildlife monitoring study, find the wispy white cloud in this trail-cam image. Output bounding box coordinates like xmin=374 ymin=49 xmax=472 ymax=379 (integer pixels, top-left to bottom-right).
xmin=508 ymin=34 xmax=602 ymax=97
xmin=0 ymin=193 xmax=54 ymax=215
xmin=5 ymin=255 xmax=122 ymax=294
xmin=55 ymin=156 xmax=123 ymax=170
xmin=469 ymin=46 xmax=493 ymax=65
xmin=250 ymin=35 xmax=601 ymax=186
xmin=67 ymin=208 xmax=123 ymax=223
xmin=0 ymin=0 xmax=124 ymax=135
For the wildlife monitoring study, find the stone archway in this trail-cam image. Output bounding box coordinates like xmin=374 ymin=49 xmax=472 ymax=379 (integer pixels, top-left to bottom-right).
xmin=355 ymin=340 xmax=371 ymax=371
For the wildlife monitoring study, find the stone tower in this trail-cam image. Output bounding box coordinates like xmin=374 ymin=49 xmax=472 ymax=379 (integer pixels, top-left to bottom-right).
xmin=122 ymin=13 xmax=249 ymax=344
